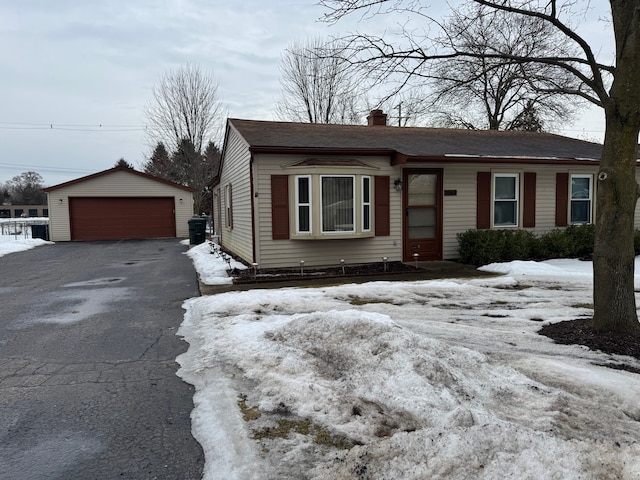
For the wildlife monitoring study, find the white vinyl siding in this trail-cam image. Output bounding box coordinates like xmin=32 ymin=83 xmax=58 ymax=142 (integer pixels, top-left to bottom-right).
xmin=215 ymin=125 xmax=254 ymax=263
xmin=254 ymin=154 xmax=401 ymax=268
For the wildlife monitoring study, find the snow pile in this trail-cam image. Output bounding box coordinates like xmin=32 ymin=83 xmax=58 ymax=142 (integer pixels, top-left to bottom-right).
xmin=178 ymin=274 xmax=640 ymax=479
xmin=0 ymin=235 xmax=51 ymax=257
xmin=184 ymin=240 xmax=247 ymax=284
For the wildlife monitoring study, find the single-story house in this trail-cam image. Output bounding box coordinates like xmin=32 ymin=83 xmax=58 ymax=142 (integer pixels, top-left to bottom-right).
xmin=212 ymin=109 xmax=639 ymax=269
xmin=43 ymin=166 xmax=194 ymax=241
xmin=0 ymin=205 xmax=48 ymax=218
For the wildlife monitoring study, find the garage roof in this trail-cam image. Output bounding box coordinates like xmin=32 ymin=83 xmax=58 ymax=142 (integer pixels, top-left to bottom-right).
xmin=43 ymin=166 xmax=195 ymax=192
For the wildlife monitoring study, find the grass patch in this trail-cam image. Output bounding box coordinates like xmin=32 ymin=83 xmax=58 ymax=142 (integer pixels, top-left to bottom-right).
xmin=572 ymin=303 xmax=594 ymax=309
xmin=250 ymin=419 xmax=356 ymax=449
xmin=348 ymin=295 xmax=394 ymax=306
xmin=252 ymin=419 xmax=311 ymax=440
xmin=238 ymin=394 xmax=261 ymax=421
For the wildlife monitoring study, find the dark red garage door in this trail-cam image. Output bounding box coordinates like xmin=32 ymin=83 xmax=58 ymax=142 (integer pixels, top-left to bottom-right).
xmin=70 ymin=197 xmax=176 ymax=241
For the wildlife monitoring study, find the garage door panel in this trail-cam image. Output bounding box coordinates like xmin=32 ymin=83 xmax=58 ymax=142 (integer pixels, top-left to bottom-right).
xmin=70 ymin=197 xmax=176 ymax=241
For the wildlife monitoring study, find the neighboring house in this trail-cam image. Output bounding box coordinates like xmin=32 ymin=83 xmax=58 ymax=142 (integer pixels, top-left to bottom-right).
xmin=212 ymin=110 xmax=637 ymax=269
xmin=0 ymin=205 xmax=48 ymax=218
xmin=43 ymin=166 xmax=194 ymax=241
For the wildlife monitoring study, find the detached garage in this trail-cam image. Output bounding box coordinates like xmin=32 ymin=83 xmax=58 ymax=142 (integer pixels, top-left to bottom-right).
xmin=44 ymin=166 xmax=195 ymax=241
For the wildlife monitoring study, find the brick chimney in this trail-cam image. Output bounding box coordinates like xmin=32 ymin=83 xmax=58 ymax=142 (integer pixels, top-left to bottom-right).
xmin=367 ymin=109 xmax=387 ymax=126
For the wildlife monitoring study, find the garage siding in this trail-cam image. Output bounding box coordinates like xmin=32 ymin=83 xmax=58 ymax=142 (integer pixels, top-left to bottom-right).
xmin=70 ymin=197 xmax=176 ymax=240
xmin=46 ymin=169 xmax=194 ymax=241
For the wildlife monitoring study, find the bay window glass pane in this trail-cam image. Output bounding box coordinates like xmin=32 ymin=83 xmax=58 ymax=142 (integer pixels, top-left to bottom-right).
xmin=363 ymin=205 xmax=371 ymax=230
xmin=363 ymin=177 xmax=371 ymax=231
xmin=322 ymin=176 xmax=354 ymax=232
xmin=298 ymin=206 xmax=310 ymax=231
xmin=298 ymin=177 xmax=309 ymax=203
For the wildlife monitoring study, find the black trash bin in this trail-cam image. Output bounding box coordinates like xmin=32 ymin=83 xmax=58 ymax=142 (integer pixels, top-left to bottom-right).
xmin=188 ymin=216 xmax=207 ymax=245
xmin=31 ymin=224 xmax=49 ymax=241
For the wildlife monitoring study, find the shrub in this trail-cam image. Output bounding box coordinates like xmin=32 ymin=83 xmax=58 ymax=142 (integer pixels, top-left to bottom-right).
xmin=564 ymin=224 xmax=595 ymax=258
xmin=458 ymin=224 xmax=605 ymax=265
xmin=457 ymin=229 xmax=535 ymax=265
xmin=457 ymin=229 xmax=506 ymax=265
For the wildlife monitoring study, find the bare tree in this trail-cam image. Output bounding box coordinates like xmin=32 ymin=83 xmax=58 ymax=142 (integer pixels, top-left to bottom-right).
xmin=427 ymin=3 xmax=577 ymax=131
xmin=275 ymin=38 xmax=365 ymax=124
xmin=145 ymin=64 xmax=225 ymax=154
xmin=5 ymin=171 xmax=46 ymax=205
xmin=320 ymin=0 xmax=640 ymax=334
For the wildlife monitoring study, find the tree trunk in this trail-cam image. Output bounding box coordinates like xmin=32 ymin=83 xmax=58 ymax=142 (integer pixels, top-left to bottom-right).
xmin=593 ymin=112 xmax=640 ymax=333
xmin=592 ymin=0 xmax=640 ymax=334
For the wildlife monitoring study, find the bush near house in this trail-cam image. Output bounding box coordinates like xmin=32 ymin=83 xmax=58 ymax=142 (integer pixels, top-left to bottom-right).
xmin=457 ymin=224 xmax=640 ymax=266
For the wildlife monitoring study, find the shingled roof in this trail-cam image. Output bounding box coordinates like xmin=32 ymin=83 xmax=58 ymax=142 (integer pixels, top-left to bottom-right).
xmin=229 ymin=118 xmax=605 ymax=162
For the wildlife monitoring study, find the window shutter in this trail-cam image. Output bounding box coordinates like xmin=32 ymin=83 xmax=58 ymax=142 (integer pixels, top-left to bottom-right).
xmin=556 ymin=173 xmax=569 ymax=227
xmin=374 ymin=176 xmax=390 ymax=236
xmin=271 ymin=175 xmax=290 ymax=240
xmin=477 ymin=172 xmax=491 ymax=229
xmin=523 ymin=172 xmax=536 ymax=228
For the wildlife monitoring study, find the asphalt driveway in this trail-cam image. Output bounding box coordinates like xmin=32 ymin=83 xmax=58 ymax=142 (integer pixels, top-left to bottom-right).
xmin=0 ymin=239 xmax=204 ymax=479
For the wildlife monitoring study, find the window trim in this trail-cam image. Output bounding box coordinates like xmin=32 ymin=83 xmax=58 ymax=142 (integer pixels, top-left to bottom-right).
xmin=492 ymin=173 xmax=519 ymax=228
xmin=362 ymin=176 xmax=372 ymax=232
xmin=320 ymin=174 xmax=355 ymax=234
xmin=569 ymin=174 xmax=593 ymax=225
xmin=291 ymin=174 xmax=374 ymax=239
xmin=224 ymin=184 xmax=232 ymax=229
xmin=295 ymin=175 xmax=312 ymax=235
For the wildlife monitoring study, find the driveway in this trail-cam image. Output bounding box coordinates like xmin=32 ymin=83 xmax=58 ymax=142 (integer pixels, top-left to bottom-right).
xmin=0 ymin=239 xmax=204 ymax=479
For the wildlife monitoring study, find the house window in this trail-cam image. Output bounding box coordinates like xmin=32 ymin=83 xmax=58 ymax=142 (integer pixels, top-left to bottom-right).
xmin=224 ymin=184 xmax=232 ymax=228
xmin=296 ymin=176 xmax=311 ymax=233
xmin=28 ymin=209 xmax=38 ymax=217
xmin=493 ymin=174 xmax=519 ymax=227
xmin=570 ymin=174 xmax=592 ymax=224
xmin=291 ymin=174 xmax=373 ymax=238
xmin=362 ymin=176 xmax=371 ymax=232
xmin=321 ymin=175 xmax=354 ymax=233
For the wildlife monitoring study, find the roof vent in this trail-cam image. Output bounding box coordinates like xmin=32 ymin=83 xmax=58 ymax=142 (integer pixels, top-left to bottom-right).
xmin=367 ymin=109 xmax=387 ymax=126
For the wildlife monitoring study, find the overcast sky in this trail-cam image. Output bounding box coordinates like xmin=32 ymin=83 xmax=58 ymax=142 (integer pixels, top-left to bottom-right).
xmin=1 ymin=1 xmax=612 ymax=186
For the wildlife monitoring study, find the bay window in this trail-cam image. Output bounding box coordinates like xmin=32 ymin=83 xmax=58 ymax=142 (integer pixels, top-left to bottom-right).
xmin=292 ymin=174 xmax=373 ymax=238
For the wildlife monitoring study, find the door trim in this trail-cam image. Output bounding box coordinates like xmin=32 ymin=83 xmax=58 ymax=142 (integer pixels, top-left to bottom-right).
xmin=402 ymin=169 xmax=443 ymax=262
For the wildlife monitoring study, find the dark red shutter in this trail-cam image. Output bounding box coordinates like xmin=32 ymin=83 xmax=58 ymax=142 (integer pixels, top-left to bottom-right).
xmin=271 ymin=175 xmax=290 ymax=240
xmin=477 ymin=172 xmax=491 ymax=229
xmin=375 ymin=176 xmax=390 ymax=236
xmin=556 ymin=173 xmax=569 ymax=227
xmin=523 ymin=172 xmax=536 ymax=228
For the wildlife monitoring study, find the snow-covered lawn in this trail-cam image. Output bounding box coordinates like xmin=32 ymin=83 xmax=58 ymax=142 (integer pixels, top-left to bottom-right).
xmin=0 ymin=218 xmax=52 ymax=257
xmin=180 ymin=242 xmax=640 ymax=480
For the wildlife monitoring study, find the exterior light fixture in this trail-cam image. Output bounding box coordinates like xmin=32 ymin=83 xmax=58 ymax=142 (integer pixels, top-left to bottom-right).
xmin=394 ymin=178 xmax=402 ymax=191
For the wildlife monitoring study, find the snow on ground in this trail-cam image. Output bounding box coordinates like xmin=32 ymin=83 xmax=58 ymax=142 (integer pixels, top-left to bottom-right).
xmin=179 ymin=245 xmax=640 ymax=479
xmin=0 ymin=218 xmax=52 ymax=257
xmin=183 ymin=240 xmax=247 ymax=284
